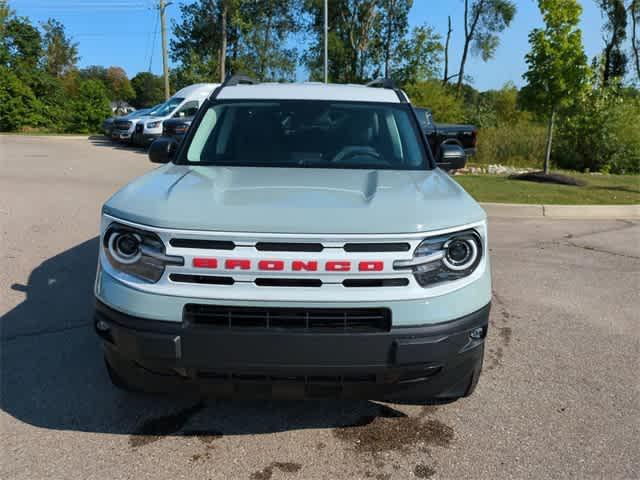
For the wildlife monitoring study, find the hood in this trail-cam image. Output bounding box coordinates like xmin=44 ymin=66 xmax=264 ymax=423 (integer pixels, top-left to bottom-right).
xmin=103 ymin=165 xmax=485 ymax=234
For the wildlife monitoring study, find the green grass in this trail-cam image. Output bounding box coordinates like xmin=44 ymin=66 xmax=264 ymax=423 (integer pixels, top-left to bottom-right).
xmin=455 ymin=172 xmax=640 ymax=205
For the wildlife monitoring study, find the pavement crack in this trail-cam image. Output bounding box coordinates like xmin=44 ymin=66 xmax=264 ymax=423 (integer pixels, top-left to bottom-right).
xmin=1 ymin=322 xmax=91 ymax=342
xmin=566 ymin=241 xmax=640 ymax=260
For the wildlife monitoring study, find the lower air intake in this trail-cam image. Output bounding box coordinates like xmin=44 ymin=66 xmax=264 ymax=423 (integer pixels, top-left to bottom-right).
xmin=184 ymin=304 xmax=391 ymax=332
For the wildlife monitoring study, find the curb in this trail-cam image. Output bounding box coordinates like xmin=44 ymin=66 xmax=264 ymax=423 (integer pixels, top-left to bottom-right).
xmin=481 ymin=203 xmax=640 ymax=219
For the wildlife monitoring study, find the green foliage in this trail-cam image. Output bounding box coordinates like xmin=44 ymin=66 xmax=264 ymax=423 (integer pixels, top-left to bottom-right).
xmin=468 ymin=0 xmax=516 ymax=61
xmin=555 ymin=84 xmax=640 ymax=173
xmin=171 ymin=0 xmax=301 ymax=83
xmin=521 ymin=0 xmax=590 ymax=116
xmin=473 ymin=123 xmax=548 ymax=167
xmin=67 ymin=79 xmax=111 ymax=133
xmin=130 ymin=72 xmax=165 ymax=108
xmin=393 ymin=24 xmax=442 ymax=85
xmin=41 ymin=18 xmax=78 ymax=77
xmin=0 ymin=65 xmax=46 ymax=130
xmin=597 ymin=0 xmax=627 ymax=83
xmin=305 ymin=0 xmax=442 ymax=83
xmin=404 ymin=80 xmax=466 ymax=123
xmin=105 ymin=66 xmax=134 ymax=101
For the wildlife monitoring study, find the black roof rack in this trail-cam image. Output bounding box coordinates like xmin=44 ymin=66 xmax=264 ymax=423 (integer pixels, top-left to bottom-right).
xmin=210 ymin=73 xmax=259 ymax=100
xmin=365 ymin=78 xmax=398 ymax=90
xmin=365 ymin=78 xmax=407 ymax=103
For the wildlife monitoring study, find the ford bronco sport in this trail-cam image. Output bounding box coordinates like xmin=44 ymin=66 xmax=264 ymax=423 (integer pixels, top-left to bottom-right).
xmin=94 ymin=76 xmax=491 ymax=403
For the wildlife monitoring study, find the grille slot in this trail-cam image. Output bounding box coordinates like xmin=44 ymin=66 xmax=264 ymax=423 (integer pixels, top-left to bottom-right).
xmin=254 ymin=278 xmax=322 ymax=287
xmin=170 ymin=239 xmax=236 ymax=250
xmin=170 ymin=274 xmax=234 ymax=285
xmin=343 ymin=242 xmax=411 ymax=252
xmin=184 ymin=304 xmax=391 ymax=332
xmin=343 ymin=278 xmax=409 ymax=288
xmin=255 ymin=242 xmax=323 ymax=252
xmin=197 ymin=371 xmax=378 ymax=384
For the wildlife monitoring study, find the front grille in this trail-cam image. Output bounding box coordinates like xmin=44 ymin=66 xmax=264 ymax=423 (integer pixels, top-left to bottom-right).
xmin=184 ymin=304 xmax=391 ymax=332
xmin=114 ymin=121 xmax=131 ymax=129
xmin=170 ymin=239 xmax=236 ymax=250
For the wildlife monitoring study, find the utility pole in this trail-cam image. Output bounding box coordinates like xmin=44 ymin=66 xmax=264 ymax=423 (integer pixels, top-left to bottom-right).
xmin=323 ymin=0 xmax=328 ymax=83
xmin=159 ymin=0 xmax=171 ymax=99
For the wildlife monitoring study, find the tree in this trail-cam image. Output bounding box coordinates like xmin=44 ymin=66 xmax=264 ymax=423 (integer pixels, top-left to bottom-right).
xmin=521 ymin=0 xmax=591 ymax=174
xmin=597 ymin=0 xmax=627 ymax=84
xmin=631 ymin=0 xmax=639 ymax=81
xmin=379 ymin=0 xmax=412 ymax=78
xmin=0 ymin=0 xmax=14 ymax=65
xmin=304 ymin=0 xmax=382 ymax=82
xmin=393 ymin=24 xmax=442 ymax=85
xmin=4 ymin=16 xmax=42 ymax=70
xmin=105 ymin=66 xmax=134 ymax=101
xmin=41 ymin=18 xmax=79 ymax=77
xmin=0 ymin=65 xmax=45 ymax=131
xmin=130 ymin=71 xmax=164 ymax=107
xmin=172 ymin=0 xmax=301 ymax=83
xmin=442 ymin=16 xmax=453 ymax=84
xmin=404 ymin=80 xmax=466 ymax=123
xmin=68 ymin=79 xmax=111 ymax=133
xmin=456 ymin=0 xmax=516 ymax=92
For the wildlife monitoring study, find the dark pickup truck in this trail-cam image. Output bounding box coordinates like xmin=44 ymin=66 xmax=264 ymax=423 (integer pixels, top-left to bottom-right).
xmin=162 ymin=116 xmax=194 ymax=142
xmin=414 ymin=108 xmax=477 ymax=158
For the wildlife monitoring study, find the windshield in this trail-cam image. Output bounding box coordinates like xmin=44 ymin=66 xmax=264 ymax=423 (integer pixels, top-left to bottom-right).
xmin=184 ymin=100 xmax=429 ymax=170
xmin=149 ymin=98 xmax=184 ymax=117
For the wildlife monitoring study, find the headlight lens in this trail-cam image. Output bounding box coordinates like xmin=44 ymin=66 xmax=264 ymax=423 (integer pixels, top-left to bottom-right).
xmin=103 ymin=223 xmax=183 ymax=283
xmin=394 ymin=229 xmax=483 ymax=287
xmin=147 ymin=121 xmax=161 ymax=129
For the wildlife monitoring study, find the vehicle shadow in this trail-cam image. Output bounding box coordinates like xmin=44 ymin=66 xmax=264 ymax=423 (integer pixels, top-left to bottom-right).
xmin=0 ymin=238 xmax=398 ymax=438
xmin=88 ymin=135 xmax=148 ymax=155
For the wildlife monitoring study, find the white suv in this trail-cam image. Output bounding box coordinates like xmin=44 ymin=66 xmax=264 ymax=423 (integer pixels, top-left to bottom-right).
xmin=94 ymin=77 xmax=491 ymax=403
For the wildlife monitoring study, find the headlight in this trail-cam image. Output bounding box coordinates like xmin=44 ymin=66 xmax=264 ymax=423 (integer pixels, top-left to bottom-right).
xmin=103 ymin=223 xmax=183 ymax=283
xmin=147 ymin=121 xmax=161 ymax=129
xmin=394 ymin=229 xmax=483 ymax=287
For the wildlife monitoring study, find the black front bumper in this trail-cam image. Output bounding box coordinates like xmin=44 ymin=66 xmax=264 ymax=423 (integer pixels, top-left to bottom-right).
xmin=95 ymin=300 xmax=490 ymax=402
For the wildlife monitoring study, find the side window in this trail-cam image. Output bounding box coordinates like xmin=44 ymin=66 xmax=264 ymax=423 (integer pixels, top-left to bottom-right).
xmin=175 ymin=101 xmax=199 ymax=118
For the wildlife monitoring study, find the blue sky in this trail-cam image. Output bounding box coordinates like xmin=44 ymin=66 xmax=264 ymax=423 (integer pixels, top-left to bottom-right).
xmin=11 ymin=0 xmax=605 ymax=91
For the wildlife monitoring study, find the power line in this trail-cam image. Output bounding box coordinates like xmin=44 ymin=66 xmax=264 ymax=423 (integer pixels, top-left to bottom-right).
xmin=147 ymin=7 xmax=160 ymax=72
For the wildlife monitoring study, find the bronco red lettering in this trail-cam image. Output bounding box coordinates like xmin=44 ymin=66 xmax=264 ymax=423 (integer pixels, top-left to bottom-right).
xmin=258 ymin=260 xmax=285 ymax=271
xmin=326 ymin=261 xmax=351 ymax=272
xmin=292 ymin=260 xmax=318 ymax=271
xmin=225 ymin=259 xmax=251 ymax=270
xmin=359 ymin=261 xmax=384 ymax=272
xmin=193 ymin=258 xmax=218 ymax=269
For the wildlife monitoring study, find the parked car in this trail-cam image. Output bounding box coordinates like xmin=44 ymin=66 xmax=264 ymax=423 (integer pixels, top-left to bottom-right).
xmin=110 ymin=107 xmax=157 ymax=143
xmin=94 ymin=77 xmax=491 ymax=404
xmin=414 ymin=107 xmax=477 ymax=158
xmin=131 ymin=83 xmax=218 ymax=147
xmin=161 ymin=115 xmax=194 ymax=142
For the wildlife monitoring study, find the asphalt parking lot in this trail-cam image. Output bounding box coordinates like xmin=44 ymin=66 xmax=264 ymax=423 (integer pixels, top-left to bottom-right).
xmin=1 ymin=135 xmax=638 ymax=480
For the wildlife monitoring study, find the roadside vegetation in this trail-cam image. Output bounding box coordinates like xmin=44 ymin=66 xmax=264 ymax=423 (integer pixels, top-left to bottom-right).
xmin=0 ymin=0 xmax=639 ymax=175
xmin=455 ymin=172 xmax=640 ymax=205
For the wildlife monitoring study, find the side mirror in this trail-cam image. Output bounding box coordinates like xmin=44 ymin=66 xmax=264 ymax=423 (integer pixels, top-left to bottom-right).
xmin=436 ymin=143 xmax=467 ymax=171
xmin=149 ymin=137 xmax=177 ymax=164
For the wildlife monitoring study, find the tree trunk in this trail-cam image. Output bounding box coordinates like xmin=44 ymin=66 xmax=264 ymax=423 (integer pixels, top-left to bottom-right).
xmin=443 ymin=15 xmax=452 ymax=84
xmin=632 ymin=0 xmax=640 ymax=80
xmin=456 ymin=0 xmax=484 ymax=93
xmin=384 ymin=0 xmax=394 ymax=78
xmin=544 ymin=108 xmax=556 ymax=175
xmin=219 ymin=0 xmax=228 ymax=82
xmin=260 ymin=2 xmax=273 ymax=80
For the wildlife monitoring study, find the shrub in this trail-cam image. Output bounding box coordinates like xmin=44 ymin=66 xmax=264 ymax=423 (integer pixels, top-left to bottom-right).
xmin=555 ymin=86 xmax=640 ymax=173
xmin=404 ymin=80 xmax=466 ymax=123
xmin=473 ymin=121 xmax=547 ymax=167
xmin=67 ymin=79 xmax=111 ymax=133
xmin=0 ymin=66 xmax=47 ymax=131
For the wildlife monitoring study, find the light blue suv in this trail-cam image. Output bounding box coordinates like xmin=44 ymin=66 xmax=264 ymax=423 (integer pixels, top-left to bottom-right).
xmin=94 ymin=77 xmax=491 ymax=403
